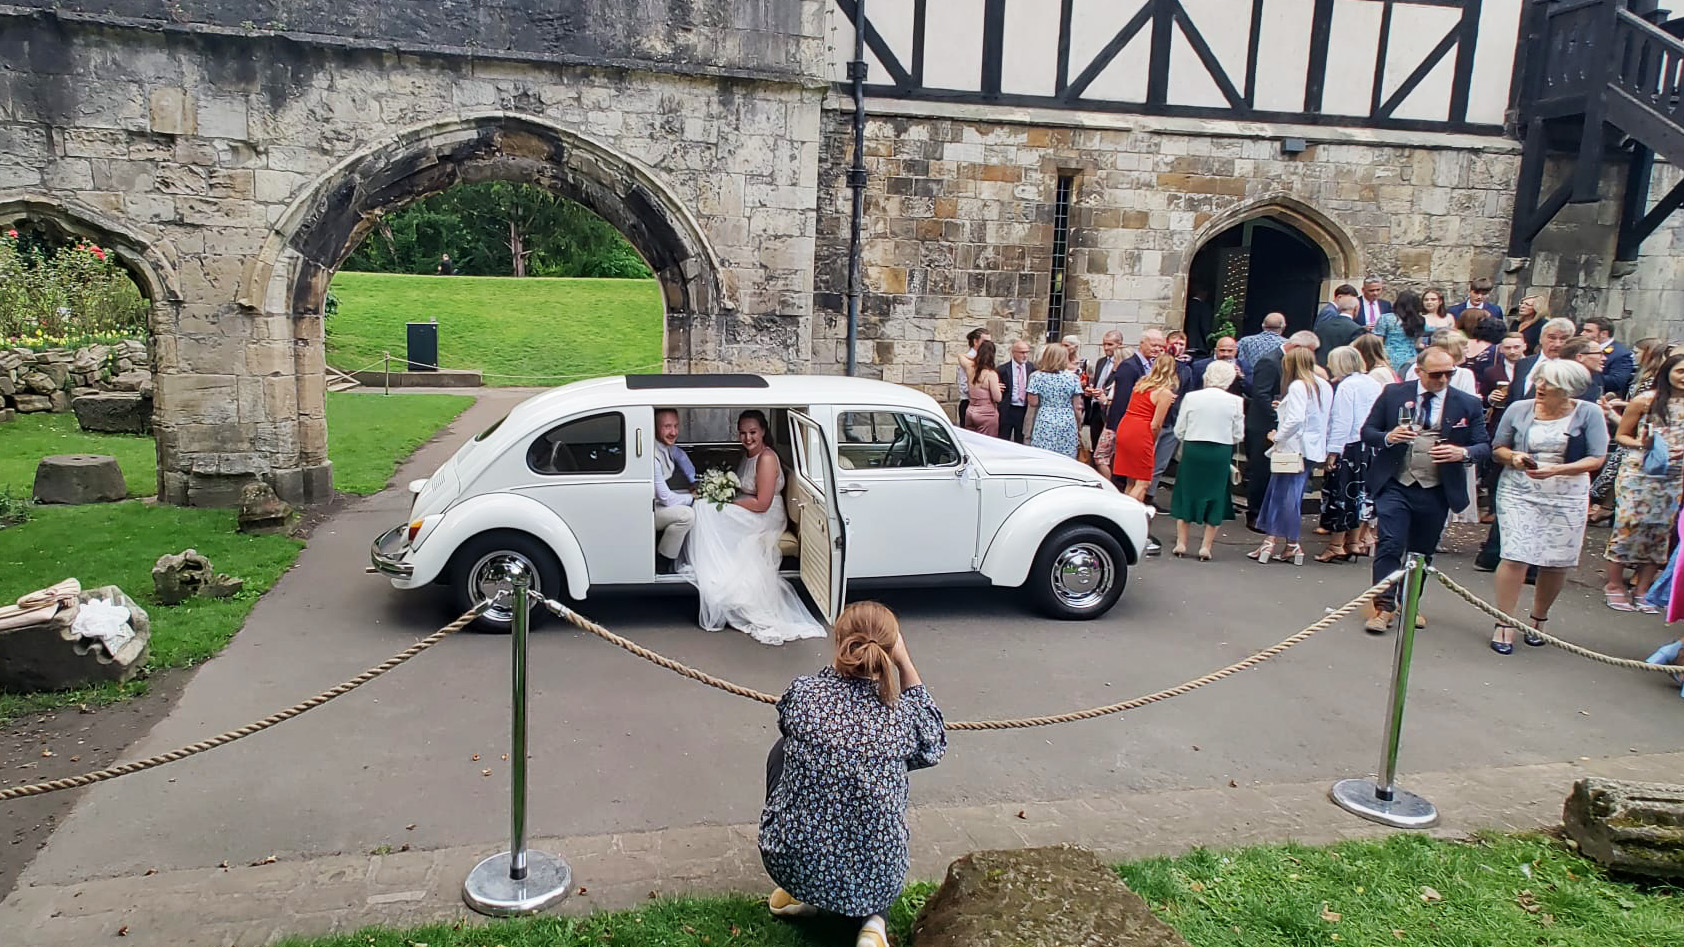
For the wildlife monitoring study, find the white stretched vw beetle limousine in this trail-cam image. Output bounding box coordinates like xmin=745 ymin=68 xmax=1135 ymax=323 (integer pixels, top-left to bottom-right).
xmin=371 ymin=374 xmax=1150 ymax=631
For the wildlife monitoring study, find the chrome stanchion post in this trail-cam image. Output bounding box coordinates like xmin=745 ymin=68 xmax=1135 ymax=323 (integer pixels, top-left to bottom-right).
xmin=1329 ymin=553 xmax=1439 ymax=828
xmin=463 ymin=561 xmax=572 ymax=915
xmin=383 ymin=351 xmax=391 ymax=397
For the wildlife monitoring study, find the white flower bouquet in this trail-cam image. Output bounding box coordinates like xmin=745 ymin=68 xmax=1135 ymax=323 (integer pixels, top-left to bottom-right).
xmin=696 ymin=467 xmax=740 ymax=510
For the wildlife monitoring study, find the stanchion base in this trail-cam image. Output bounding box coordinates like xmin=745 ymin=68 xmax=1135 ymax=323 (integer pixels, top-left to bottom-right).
xmin=1329 ymin=778 xmax=1440 ymax=829
xmin=462 ymin=851 xmax=572 ymax=916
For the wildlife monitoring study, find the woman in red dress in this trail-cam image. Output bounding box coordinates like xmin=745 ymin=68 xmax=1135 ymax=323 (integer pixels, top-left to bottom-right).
xmin=1111 ymin=355 xmax=1179 ymax=501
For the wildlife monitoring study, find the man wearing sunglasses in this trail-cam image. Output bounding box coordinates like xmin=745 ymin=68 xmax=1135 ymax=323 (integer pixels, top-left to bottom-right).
xmin=1361 ymin=345 xmax=1491 ymax=633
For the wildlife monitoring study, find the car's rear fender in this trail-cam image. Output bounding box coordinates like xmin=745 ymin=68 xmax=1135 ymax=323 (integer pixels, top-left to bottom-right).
xmin=404 ymin=492 xmax=591 ymax=599
xmin=979 ymin=487 xmax=1148 ymax=587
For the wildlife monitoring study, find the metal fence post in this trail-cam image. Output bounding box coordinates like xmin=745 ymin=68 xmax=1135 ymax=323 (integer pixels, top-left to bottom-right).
xmin=1329 ymin=553 xmax=1440 ymax=828
xmin=463 ymin=561 xmax=572 ymax=915
xmin=383 ymin=352 xmax=391 ymax=397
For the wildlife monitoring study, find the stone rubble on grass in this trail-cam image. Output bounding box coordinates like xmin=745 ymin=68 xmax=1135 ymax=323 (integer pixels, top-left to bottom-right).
xmin=72 ymin=390 xmax=153 ymax=434
xmin=1 ymin=338 xmax=150 ymax=416
xmin=152 ymin=548 xmax=244 ymax=604
xmin=33 ymin=453 xmax=127 ymax=504
xmin=911 ymin=845 xmax=1190 ymax=947
xmin=237 ymin=481 xmax=294 ymax=534
xmin=1563 ymin=777 xmax=1684 ymax=880
xmin=0 ymin=579 xmax=151 ymax=691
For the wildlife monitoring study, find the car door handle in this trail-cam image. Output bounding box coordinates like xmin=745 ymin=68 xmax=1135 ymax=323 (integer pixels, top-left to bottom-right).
xmin=839 ymin=485 xmax=869 ymax=495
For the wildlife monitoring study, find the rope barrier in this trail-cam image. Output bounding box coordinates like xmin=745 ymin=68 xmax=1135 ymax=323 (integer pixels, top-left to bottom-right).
xmin=539 ymin=572 xmax=1402 ymax=731
xmin=1430 ymin=570 xmax=1684 ymax=674
xmin=0 ymin=603 xmax=492 ymax=802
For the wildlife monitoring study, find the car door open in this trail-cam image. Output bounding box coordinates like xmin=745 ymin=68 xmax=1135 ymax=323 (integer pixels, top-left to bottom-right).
xmin=788 ymin=410 xmax=847 ymax=624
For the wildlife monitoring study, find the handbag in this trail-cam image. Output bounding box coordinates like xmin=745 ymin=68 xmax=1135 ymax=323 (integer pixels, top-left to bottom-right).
xmin=1642 ymin=423 xmax=1675 ymax=477
xmin=1270 ymin=450 xmax=1305 ymax=474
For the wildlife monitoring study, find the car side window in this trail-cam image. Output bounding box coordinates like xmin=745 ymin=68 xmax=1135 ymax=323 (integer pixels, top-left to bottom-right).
xmin=836 ymin=411 xmax=961 ymax=469
xmin=527 ymin=412 xmax=625 ymax=474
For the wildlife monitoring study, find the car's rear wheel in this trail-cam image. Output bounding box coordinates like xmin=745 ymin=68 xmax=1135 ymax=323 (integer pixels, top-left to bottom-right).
xmin=1026 ymin=524 xmax=1128 ymax=620
xmin=449 ymin=531 xmax=564 ymax=633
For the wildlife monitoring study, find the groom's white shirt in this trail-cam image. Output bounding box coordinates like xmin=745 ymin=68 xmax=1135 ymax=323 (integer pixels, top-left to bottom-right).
xmin=654 ymin=443 xmax=695 ymax=507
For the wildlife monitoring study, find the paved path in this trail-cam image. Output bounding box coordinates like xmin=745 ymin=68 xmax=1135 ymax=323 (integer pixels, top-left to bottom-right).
xmin=5 ymin=386 xmax=1683 ymax=942
xmin=6 ymin=750 xmax=1681 ymax=946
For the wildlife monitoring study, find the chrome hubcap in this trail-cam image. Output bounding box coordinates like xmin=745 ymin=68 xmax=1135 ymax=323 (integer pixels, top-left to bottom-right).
xmin=1050 ymin=542 xmax=1113 ymax=609
xmin=468 ymin=552 xmax=540 ymax=623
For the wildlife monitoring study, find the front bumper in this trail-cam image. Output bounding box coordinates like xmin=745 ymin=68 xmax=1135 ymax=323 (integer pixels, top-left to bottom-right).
xmin=370 ymin=524 xmax=415 ymax=578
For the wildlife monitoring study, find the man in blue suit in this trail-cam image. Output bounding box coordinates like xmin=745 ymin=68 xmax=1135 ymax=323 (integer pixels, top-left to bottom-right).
xmin=1354 ymin=275 xmax=1392 ymax=331
xmin=1579 ymin=316 xmax=1635 ymax=395
xmin=1361 ymin=345 xmax=1491 ymax=632
xmin=1446 ymin=276 xmax=1506 ymax=323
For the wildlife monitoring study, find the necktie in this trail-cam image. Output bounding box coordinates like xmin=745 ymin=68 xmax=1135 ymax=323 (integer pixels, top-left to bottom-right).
xmin=1420 ymin=391 xmax=1435 ymax=430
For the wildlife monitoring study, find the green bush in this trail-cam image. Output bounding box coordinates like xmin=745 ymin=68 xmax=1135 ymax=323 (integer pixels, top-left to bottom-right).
xmin=0 ymin=229 xmax=150 ymax=346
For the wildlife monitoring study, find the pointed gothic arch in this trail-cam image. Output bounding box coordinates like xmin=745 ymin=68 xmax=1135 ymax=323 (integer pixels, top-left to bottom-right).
xmin=1182 ymin=196 xmax=1361 ymax=337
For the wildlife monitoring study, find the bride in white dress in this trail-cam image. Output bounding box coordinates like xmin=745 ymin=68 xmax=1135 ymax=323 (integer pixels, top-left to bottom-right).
xmin=681 ymin=410 xmax=828 ymax=646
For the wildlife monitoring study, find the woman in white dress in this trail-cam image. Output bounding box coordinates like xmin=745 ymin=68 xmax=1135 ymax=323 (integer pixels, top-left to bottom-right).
xmin=1488 ymin=360 xmax=1608 ymax=654
xmin=683 ymin=410 xmax=828 ymax=646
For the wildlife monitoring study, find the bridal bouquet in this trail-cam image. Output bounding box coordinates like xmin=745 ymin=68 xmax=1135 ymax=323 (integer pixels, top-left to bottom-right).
xmin=696 ymin=467 xmax=740 ymax=510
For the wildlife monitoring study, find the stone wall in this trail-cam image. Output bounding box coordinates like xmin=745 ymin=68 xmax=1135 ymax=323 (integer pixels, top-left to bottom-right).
xmin=0 ymin=340 xmax=151 ymax=421
xmin=813 ymin=104 xmax=1684 ymax=409
xmin=1 ymin=9 xmax=826 ymax=504
xmin=813 ymin=106 xmax=1523 ymax=405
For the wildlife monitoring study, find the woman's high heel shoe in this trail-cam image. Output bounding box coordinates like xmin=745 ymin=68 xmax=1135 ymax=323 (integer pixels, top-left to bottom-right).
xmin=1247 ymin=540 xmax=1276 ymax=564
xmin=1281 ymin=543 xmax=1306 ymax=566
xmin=1198 ymin=547 xmax=1213 ymax=562
xmin=1524 ymin=615 xmax=1548 ymax=647
xmin=1490 ymin=623 xmax=1515 ymax=655
xmin=1314 ymin=545 xmax=1350 ymax=563
xmin=1172 ymin=544 xmax=1187 ymax=558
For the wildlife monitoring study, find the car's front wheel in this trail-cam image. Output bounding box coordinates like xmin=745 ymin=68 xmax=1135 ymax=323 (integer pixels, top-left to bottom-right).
xmin=449 ymin=530 xmax=564 ymax=633
xmin=1026 ymin=524 xmax=1128 ymax=620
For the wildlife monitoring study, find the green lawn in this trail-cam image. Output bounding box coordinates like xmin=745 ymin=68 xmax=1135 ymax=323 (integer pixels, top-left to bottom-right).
xmin=273 ymin=834 xmax=1680 ymax=947
xmin=0 ymin=412 xmax=158 ymax=497
xmin=327 ymin=391 xmax=474 ymax=495
xmin=327 ymin=271 xmax=664 ymax=386
xmin=0 ymin=392 xmax=476 ymax=721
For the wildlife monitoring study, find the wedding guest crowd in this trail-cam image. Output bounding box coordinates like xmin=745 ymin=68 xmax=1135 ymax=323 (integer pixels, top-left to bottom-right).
xmin=947 ymin=291 xmax=1684 ymax=677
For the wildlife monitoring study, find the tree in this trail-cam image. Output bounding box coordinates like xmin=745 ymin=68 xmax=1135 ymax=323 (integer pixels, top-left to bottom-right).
xmin=342 ymin=182 xmax=654 ymax=279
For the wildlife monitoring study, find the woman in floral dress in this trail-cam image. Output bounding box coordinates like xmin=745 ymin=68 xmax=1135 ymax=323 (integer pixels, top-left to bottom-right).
xmin=1027 ymin=342 xmax=1083 ymax=457
xmin=1605 ymin=354 xmax=1684 ymax=612
xmin=760 ymin=601 xmax=946 ymax=947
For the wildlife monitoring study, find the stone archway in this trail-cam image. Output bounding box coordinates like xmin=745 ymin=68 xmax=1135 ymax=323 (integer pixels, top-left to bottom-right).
xmin=228 ymin=112 xmax=729 ymax=503
xmin=240 ymin=111 xmax=727 ymax=336
xmin=1183 ymin=197 xmax=1360 ymax=337
xmin=0 ymin=196 xmax=182 ymax=496
xmin=0 ymin=195 xmax=183 ymax=307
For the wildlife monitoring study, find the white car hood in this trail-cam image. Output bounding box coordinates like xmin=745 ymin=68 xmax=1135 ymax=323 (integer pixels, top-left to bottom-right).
xmin=957 ymin=429 xmax=1109 ymax=484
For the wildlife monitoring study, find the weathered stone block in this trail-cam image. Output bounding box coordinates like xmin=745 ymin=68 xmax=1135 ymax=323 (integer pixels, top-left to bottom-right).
xmin=152 ymin=549 xmax=213 ymax=605
xmin=912 ymin=845 xmax=1188 ymax=947
xmin=33 ymin=454 xmax=127 ymax=504
xmin=1564 ymin=778 xmax=1684 ymax=880
xmin=22 ymin=370 xmax=58 ymax=394
xmin=13 ymin=394 xmax=52 ymax=413
xmin=237 ymin=481 xmax=294 ymax=535
xmin=73 ymin=392 xmax=153 ymax=434
xmin=149 ymin=87 xmax=196 ymax=135
xmin=109 ymin=369 xmax=151 ymax=391
xmin=0 ymin=584 xmax=151 ymax=691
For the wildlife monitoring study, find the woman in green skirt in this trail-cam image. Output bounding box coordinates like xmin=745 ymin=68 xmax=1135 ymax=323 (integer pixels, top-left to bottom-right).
xmin=1170 ymin=359 xmax=1245 ymax=559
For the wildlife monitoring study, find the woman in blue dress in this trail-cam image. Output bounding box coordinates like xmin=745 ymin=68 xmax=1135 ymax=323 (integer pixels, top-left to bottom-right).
xmin=1027 ymin=343 xmax=1084 ymax=457
xmin=1375 ymin=289 xmax=1427 ymax=373
xmin=759 ymin=601 xmax=946 ymax=947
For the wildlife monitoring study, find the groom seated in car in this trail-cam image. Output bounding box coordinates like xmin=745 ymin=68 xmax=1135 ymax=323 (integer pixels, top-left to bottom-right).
xmin=653 ymin=408 xmax=697 ymax=572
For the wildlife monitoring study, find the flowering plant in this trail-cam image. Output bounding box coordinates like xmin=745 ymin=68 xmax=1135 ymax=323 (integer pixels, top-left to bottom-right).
xmin=696 ymin=467 xmax=740 ymax=510
xmin=0 ymin=229 xmax=148 ymax=342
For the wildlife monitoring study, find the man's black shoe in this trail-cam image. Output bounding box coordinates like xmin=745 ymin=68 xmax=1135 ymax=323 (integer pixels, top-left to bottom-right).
xmin=1472 ymin=557 xmax=1498 ymax=573
xmin=1144 ymin=536 xmax=1162 ymax=557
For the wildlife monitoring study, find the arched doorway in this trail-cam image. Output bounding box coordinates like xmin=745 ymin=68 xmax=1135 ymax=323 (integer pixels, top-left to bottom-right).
xmin=232 ymin=113 xmax=727 ymax=501
xmin=1184 ymin=199 xmax=1357 ymax=341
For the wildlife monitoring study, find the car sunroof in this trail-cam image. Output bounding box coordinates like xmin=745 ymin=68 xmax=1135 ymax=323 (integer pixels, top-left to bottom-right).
xmin=625 ymin=374 xmax=770 ymax=389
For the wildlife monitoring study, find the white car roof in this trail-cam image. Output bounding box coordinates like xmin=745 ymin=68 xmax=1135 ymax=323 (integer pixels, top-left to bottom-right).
xmin=504 ymin=373 xmax=949 ymax=424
